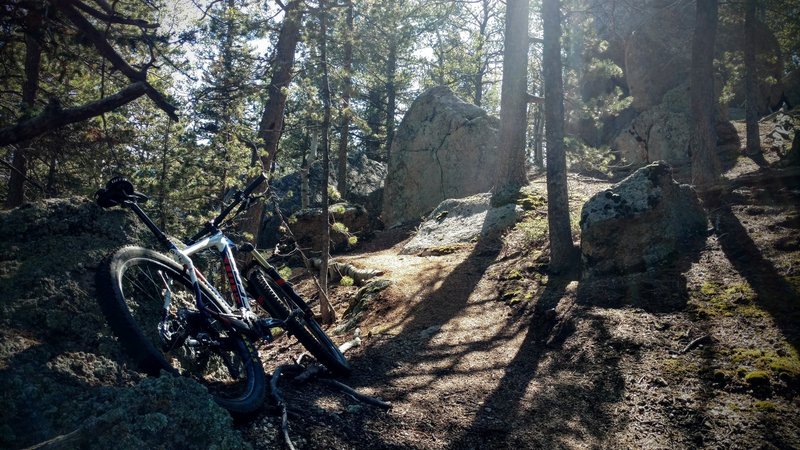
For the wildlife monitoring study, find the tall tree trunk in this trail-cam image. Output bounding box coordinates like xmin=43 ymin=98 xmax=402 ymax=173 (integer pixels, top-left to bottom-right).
xmin=473 ymin=0 xmax=491 ymax=107
xmin=690 ymin=0 xmax=720 ymax=188
xmin=6 ymin=15 xmax=42 ymax=208
xmin=241 ymin=0 xmax=304 ymax=246
xmin=336 ymin=0 xmax=353 ymax=199
xmin=158 ymin=118 xmax=171 ymax=230
xmin=365 ymin=89 xmax=384 ymax=160
xmin=532 ymin=103 xmax=544 ymax=169
xmin=495 ymin=0 xmax=530 ymax=192
xmin=542 ymin=0 xmax=574 ymax=273
xmin=385 ymin=41 xmax=398 ymax=162
xmin=744 ymin=0 xmax=760 ymax=156
xmin=301 ymin=130 xmax=316 ymax=209
xmin=218 ymin=0 xmax=236 ymax=202
xmin=318 ymin=0 xmax=336 ymax=324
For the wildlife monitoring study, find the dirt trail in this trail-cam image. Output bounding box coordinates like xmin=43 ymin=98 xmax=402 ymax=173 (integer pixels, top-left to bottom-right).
xmin=245 ymin=141 xmax=800 ymax=448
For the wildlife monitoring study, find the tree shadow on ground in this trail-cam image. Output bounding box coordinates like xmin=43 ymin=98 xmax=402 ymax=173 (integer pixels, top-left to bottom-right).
xmin=447 ymin=271 xmax=632 ymax=448
xmin=347 ymin=235 xmax=503 ymax=393
xmin=711 ymin=189 xmax=800 ymax=351
xmin=447 ymin=224 xmax=710 ymax=447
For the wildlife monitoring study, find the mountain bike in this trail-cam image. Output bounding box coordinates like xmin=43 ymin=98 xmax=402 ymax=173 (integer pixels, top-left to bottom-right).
xmin=94 ymin=174 xmax=350 ymax=415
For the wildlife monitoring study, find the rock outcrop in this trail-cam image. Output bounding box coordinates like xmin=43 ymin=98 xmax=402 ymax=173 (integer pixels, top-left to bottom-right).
xmin=258 ymin=154 xmax=385 ymax=250
xmin=401 ymin=193 xmax=521 ymax=255
xmin=382 ymin=86 xmax=500 ymax=227
xmin=623 ymin=3 xmax=694 ymax=111
xmin=0 ymin=199 xmax=248 ymax=449
xmin=612 ymin=84 xmax=740 ymax=181
xmin=288 ymin=202 xmax=370 ymax=253
xmin=580 ymin=161 xmax=707 ymax=276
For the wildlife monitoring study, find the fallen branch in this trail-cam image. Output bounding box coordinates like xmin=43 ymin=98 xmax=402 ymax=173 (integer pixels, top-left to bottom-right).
xmin=270 ymin=366 xmax=296 ymax=450
xmin=309 ymin=258 xmax=383 ymax=285
xmin=680 ymin=334 xmax=710 ymax=354
xmin=338 ymin=329 xmax=361 ymax=354
xmin=24 ymin=410 xmax=125 ymax=449
xmin=318 ymin=378 xmax=392 ymax=410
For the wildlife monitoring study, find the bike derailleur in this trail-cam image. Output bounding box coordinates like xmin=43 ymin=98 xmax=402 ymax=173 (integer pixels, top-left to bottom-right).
xmin=158 ymin=308 xmax=209 ymax=351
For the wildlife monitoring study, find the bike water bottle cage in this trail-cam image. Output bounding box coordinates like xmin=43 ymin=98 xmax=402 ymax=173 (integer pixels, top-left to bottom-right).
xmin=95 ymin=177 xmax=149 ymax=208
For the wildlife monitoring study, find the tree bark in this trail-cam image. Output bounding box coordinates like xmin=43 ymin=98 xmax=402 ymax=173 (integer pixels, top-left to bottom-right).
xmin=542 ymin=0 xmax=574 ymax=273
xmin=6 ymin=14 xmax=42 ymax=208
xmin=744 ymin=0 xmax=760 ymax=156
xmin=690 ymin=0 xmax=720 ymax=188
xmin=365 ymin=89 xmax=384 ymax=161
xmin=532 ymin=103 xmax=544 ymax=169
xmin=318 ymin=0 xmax=336 ymax=324
xmin=336 ymin=0 xmax=353 ymax=199
xmin=53 ymin=0 xmax=177 ymax=120
xmin=240 ymin=0 xmax=304 ymax=247
xmin=385 ymin=42 xmax=398 ymax=162
xmin=495 ymin=0 xmax=530 ymax=192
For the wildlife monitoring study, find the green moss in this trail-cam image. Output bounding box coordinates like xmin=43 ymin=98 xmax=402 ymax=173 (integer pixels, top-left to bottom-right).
xmin=277 ymin=265 xmax=292 ymax=280
xmin=691 ymin=281 xmax=766 ymax=318
xmin=700 ymin=282 xmax=717 ymax=296
xmin=339 ymin=275 xmax=354 ymax=287
xmin=347 ymin=235 xmax=358 ymax=246
xmin=730 ymin=347 xmax=800 ymax=382
xmin=661 ymin=357 xmax=699 ymax=376
xmin=744 ymin=370 xmax=770 ymax=385
xmin=516 ymin=188 xmax=547 ymax=211
xmin=514 ymin=214 xmax=548 ymax=247
xmin=506 ymin=269 xmax=524 ymax=280
xmin=753 ymin=400 xmax=777 ymax=411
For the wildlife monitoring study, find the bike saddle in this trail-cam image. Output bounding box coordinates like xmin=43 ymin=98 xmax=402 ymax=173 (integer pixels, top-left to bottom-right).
xmin=95 ymin=176 xmax=149 ymax=208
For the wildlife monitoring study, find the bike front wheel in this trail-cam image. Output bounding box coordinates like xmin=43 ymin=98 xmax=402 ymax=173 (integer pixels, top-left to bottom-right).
xmin=247 ymin=267 xmax=352 ymax=376
xmin=96 ymin=246 xmax=266 ymax=415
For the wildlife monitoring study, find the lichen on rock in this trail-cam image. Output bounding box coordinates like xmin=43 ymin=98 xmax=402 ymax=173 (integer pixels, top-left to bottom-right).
xmin=580 ymin=161 xmax=708 ymax=276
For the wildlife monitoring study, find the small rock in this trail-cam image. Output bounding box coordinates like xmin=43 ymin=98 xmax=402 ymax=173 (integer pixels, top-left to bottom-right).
xmin=419 ymin=325 xmax=442 ymax=339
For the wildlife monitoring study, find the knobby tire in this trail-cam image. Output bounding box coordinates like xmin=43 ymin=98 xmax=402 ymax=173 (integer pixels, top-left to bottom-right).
xmin=247 ymin=267 xmax=351 ymax=376
xmin=96 ymin=246 xmax=266 ymax=415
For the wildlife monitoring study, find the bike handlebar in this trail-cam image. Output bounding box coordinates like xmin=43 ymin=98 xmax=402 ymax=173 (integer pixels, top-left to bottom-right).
xmin=98 ymin=173 xmax=267 ymax=246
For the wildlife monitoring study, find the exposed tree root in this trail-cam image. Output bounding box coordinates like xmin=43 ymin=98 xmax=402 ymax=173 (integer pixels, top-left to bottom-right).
xmin=269 ymin=361 xmax=392 ymax=449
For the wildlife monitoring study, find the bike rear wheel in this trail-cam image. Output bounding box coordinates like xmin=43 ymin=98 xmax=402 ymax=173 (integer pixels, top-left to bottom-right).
xmin=96 ymin=246 xmax=266 ymax=415
xmin=247 ymin=267 xmax=351 ymax=376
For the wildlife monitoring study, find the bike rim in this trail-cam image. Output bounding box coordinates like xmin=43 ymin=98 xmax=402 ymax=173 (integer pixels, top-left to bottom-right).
xmin=118 ymin=257 xmax=257 ymax=403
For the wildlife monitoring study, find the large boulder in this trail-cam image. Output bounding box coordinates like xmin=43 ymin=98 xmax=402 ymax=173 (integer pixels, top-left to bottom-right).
xmin=401 ymin=193 xmax=521 ymax=255
xmin=382 ymin=86 xmax=500 ymax=227
xmin=623 ymin=3 xmax=694 ymax=111
xmin=580 ymin=161 xmax=707 ymax=276
xmin=782 ymin=69 xmax=800 ymax=110
xmin=612 ymin=84 xmax=740 ymax=181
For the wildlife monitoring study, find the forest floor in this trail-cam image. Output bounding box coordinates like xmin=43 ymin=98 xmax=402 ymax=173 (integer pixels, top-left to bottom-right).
xmin=242 ymin=124 xmax=800 ymax=449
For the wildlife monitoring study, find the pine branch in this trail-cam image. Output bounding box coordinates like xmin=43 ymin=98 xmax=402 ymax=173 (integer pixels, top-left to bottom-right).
xmin=72 ymin=0 xmax=159 ymax=28
xmin=51 ymin=0 xmax=178 ymax=120
xmin=0 ymin=82 xmax=147 ymax=146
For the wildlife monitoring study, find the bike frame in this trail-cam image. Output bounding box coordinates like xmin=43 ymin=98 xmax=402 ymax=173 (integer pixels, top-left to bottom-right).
xmin=123 ymin=198 xmax=308 ymax=338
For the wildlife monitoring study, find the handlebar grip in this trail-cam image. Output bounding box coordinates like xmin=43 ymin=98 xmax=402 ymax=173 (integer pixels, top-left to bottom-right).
xmin=241 ymin=173 xmax=267 ymax=198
